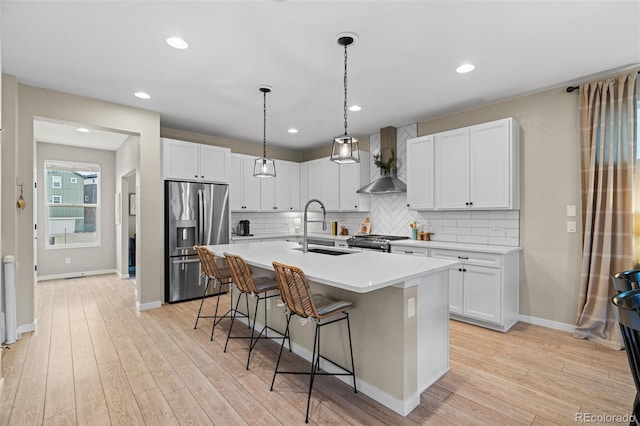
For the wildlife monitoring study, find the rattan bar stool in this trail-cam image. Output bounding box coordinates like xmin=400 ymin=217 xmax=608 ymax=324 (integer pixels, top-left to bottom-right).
xmin=223 ymin=252 xmax=290 ymax=370
xmin=193 ymin=245 xmax=249 ymax=341
xmin=271 ymin=261 xmax=356 ymax=424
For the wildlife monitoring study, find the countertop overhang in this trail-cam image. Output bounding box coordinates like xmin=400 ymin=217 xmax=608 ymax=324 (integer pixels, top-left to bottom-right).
xmin=206 ymin=241 xmax=459 ymax=293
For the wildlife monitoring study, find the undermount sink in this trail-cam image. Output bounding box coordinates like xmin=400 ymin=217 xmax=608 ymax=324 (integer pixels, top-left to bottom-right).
xmin=292 ymin=247 xmax=354 ymax=256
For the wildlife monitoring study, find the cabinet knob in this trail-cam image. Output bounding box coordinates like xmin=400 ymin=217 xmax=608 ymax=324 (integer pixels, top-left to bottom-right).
xmin=201 ymin=175 xmax=204 ymax=178
xmin=469 ymin=202 xmax=473 ymax=206
xmin=354 ymin=205 xmax=357 ymax=208
xmin=406 ymin=204 xmax=410 ymax=207
xmin=195 ymin=175 xmax=198 ymax=178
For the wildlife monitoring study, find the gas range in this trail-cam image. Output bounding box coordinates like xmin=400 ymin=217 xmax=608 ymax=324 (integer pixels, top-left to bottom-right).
xmin=346 ymin=234 xmax=409 ymax=252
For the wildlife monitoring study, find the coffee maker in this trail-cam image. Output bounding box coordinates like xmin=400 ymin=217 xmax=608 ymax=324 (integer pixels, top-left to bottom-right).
xmin=237 ymin=220 xmax=251 ymax=236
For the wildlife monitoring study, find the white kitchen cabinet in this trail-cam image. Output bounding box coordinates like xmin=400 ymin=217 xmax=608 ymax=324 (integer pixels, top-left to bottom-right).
xmin=230 ymin=154 xmax=261 ymax=212
xmin=433 ymin=117 xmax=519 ymax=210
xmin=430 ymin=247 xmax=519 ymax=332
xmin=406 ymin=135 xmax=434 ymax=210
xmin=261 ymin=160 xmax=299 ymax=211
xmin=339 ymin=155 xmax=370 ymax=212
xmin=303 ymin=152 xmax=369 ymax=212
xmin=307 ymin=158 xmax=340 ymax=211
xmin=163 ymin=137 xmax=231 ymax=183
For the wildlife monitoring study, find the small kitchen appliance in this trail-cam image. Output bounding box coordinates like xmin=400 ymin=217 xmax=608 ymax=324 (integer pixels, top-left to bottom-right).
xmin=237 ymin=220 xmax=252 ymax=236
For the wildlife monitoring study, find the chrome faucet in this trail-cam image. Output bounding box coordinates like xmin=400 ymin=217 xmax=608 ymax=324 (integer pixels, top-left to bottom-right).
xmin=303 ymin=199 xmax=326 ymax=253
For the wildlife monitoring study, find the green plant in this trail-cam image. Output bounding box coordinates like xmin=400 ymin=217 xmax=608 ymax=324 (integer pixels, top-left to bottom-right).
xmin=373 ymin=149 xmax=397 ymax=172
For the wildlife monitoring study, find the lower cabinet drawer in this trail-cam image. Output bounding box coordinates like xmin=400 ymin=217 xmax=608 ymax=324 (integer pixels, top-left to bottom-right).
xmin=430 ymin=248 xmax=501 ymax=268
xmin=391 ymin=245 xmax=429 ymax=256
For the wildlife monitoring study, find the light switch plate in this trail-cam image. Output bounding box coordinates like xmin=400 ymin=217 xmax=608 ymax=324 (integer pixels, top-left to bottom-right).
xmin=567 ymin=205 xmax=576 ymax=217
xmin=408 ymin=298 xmax=415 ymax=318
xmin=567 ymin=221 xmax=577 ymax=233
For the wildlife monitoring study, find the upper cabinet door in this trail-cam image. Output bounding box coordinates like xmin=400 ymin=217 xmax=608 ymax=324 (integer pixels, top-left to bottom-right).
xmin=406 ymin=135 xmax=434 ymax=210
xmin=434 ymin=128 xmax=470 ymax=209
xmin=229 ymin=154 xmax=244 ymax=211
xmin=164 ymin=139 xmax=200 ymax=181
xmin=163 ymin=138 xmax=231 ymax=183
xmin=289 ymin=162 xmax=300 ymax=211
xmin=469 ymin=118 xmax=518 ymax=209
xmin=199 ymin=145 xmax=231 ymax=183
xmin=242 ymin=156 xmax=261 ymax=211
xmin=274 ymin=161 xmax=291 ymax=211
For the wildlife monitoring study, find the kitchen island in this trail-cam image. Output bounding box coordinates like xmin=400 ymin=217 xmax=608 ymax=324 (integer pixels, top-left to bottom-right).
xmin=206 ymin=241 xmax=459 ymax=416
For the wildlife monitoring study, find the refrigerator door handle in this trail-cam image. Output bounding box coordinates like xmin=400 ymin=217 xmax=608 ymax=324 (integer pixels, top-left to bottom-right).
xmin=197 ymin=188 xmax=204 ymax=245
xmin=172 ymin=258 xmax=201 ymax=265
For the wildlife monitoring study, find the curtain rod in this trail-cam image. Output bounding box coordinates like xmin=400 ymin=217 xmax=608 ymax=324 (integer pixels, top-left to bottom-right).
xmin=566 ymin=70 xmax=640 ymax=93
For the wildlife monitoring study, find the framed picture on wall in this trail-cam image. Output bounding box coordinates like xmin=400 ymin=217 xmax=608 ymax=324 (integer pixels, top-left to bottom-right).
xmin=129 ymin=193 xmax=137 ymax=216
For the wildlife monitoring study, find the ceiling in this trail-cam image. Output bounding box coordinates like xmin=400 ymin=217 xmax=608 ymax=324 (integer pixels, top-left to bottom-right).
xmin=3 ymin=1 xmax=639 ymax=152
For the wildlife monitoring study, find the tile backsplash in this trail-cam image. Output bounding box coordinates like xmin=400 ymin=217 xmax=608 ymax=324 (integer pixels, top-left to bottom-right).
xmin=231 ymin=123 xmax=520 ymax=247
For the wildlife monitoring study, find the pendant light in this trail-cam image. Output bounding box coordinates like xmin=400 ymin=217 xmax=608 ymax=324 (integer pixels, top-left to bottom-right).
xmin=253 ymin=86 xmax=276 ymax=178
xmin=330 ymin=34 xmax=360 ymax=164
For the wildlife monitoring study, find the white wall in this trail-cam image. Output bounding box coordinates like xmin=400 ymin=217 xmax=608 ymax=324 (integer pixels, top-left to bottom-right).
xmin=36 ymin=142 xmax=116 ymax=278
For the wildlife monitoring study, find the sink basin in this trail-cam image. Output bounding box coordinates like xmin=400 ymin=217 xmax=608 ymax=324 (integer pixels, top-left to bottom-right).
xmin=292 ymin=247 xmax=354 ymax=256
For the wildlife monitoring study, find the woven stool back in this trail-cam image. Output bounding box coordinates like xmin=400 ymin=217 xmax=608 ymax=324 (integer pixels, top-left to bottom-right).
xmin=194 ymin=245 xmax=225 ymax=279
xmin=224 ymin=253 xmax=258 ymax=294
xmin=272 ymin=261 xmax=318 ymax=319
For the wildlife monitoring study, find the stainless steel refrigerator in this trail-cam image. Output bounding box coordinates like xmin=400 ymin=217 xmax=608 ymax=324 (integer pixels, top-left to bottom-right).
xmin=165 ymin=180 xmax=229 ymax=303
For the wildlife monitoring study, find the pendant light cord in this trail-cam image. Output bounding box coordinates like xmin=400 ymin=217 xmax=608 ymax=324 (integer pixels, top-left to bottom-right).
xmin=263 ymin=89 xmax=267 ymax=158
xmin=343 ymin=43 xmax=349 ymax=136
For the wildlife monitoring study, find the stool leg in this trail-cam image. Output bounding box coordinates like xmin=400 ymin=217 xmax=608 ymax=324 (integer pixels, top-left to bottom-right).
xmin=209 ymin=280 xmax=222 ymax=341
xmin=270 ymin=312 xmax=292 ymax=391
xmin=224 ymin=291 xmax=244 ymax=353
xmin=346 ymin=313 xmax=357 ymax=393
xmin=246 ymin=295 xmax=261 ymax=370
xmin=194 ymin=277 xmax=212 ymax=329
xmin=305 ymin=322 xmax=320 ymax=423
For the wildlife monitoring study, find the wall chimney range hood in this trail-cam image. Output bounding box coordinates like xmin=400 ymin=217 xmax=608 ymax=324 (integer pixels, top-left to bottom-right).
xmin=357 ymin=126 xmax=407 ymax=194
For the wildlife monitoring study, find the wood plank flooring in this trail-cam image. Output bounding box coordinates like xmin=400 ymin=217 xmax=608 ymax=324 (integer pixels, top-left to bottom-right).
xmin=0 ymin=274 xmax=635 ymax=425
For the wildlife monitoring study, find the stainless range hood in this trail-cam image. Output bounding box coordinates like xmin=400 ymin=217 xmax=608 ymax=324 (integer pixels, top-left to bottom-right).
xmin=357 ymin=126 xmax=407 ymax=194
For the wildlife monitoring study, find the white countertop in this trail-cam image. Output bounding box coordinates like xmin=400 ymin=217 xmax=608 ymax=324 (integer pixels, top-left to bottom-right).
xmin=390 ymin=239 xmax=521 ymax=254
xmin=207 ymin=241 xmax=459 ymax=293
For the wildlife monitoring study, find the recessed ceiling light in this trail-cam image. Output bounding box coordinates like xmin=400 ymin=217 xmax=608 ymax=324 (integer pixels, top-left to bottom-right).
xmin=288 ymin=128 xmax=298 ymax=134
xmin=349 ymin=105 xmax=362 ymax=112
xmin=76 ymin=127 xmax=90 ymax=133
xmin=166 ymin=37 xmax=188 ymax=50
xmin=456 ymin=63 xmax=475 ymax=74
xmin=134 ymin=92 xmax=151 ymax=99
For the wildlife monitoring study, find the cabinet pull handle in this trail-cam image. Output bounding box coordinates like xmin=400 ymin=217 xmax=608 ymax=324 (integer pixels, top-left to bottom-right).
xmin=404 ymin=250 xmax=413 ymax=254
xmin=457 ymin=256 xmax=469 ymax=260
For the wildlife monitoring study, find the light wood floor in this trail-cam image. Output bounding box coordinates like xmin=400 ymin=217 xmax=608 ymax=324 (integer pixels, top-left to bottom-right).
xmin=0 ymin=274 xmax=635 ymax=425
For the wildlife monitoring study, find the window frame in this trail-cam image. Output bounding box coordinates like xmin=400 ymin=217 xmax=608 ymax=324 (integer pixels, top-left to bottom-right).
xmin=44 ymin=159 xmax=101 ymax=250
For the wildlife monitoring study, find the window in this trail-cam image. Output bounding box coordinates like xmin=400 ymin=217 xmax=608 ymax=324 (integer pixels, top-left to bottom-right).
xmin=45 ymin=160 xmax=101 ymax=248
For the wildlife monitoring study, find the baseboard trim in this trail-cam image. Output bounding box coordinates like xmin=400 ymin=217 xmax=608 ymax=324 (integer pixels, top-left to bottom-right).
xmin=518 ymin=314 xmax=575 ymax=333
xmin=37 ymin=269 xmax=117 ymax=282
xmin=136 ymin=300 xmax=162 ymax=311
xmin=17 ymin=319 xmax=36 ymax=335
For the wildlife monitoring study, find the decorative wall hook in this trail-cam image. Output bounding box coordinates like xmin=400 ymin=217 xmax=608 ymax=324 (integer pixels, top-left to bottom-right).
xmin=16 ymin=183 xmax=26 ymax=209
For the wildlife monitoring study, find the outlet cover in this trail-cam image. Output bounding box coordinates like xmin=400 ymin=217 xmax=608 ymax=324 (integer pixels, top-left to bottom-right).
xmin=65 ymin=257 xmax=71 ymax=264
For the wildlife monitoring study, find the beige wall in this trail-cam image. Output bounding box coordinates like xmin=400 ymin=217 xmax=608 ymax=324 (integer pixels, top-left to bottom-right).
xmin=2 ymin=77 xmax=160 ymax=328
xmin=417 ymin=87 xmax=583 ymax=325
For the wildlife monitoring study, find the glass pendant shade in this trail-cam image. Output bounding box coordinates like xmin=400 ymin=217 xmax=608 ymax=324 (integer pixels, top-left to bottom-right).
xmin=253 ymin=157 xmax=276 ymax=178
xmin=253 ymin=86 xmax=276 ymax=178
xmin=330 ymin=135 xmax=360 ymax=164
